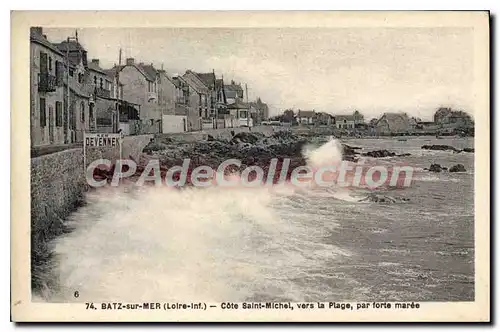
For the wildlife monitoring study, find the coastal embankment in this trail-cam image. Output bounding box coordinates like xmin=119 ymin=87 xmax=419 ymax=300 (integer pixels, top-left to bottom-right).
xmin=31 ymin=127 xmax=288 ymax=295
xmin=31 ymin=134 xmax=152 ymax=295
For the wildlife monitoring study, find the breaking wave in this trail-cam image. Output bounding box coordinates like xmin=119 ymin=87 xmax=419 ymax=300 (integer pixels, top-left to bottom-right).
xmin=44 ymin=138 xmax=351 ymax=303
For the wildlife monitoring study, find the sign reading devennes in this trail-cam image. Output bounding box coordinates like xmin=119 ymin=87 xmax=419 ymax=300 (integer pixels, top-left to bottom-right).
xmin=85 ymin=133 xmax=122 ymax=148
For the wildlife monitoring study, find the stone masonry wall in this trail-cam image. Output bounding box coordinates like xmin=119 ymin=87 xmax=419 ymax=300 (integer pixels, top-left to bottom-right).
xmin=31 ymin=135 xmax=153 ymax=230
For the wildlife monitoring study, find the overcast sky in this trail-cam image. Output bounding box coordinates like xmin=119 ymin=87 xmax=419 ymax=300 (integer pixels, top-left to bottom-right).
xmin=44 ymin=27 xmax=474 ymax=120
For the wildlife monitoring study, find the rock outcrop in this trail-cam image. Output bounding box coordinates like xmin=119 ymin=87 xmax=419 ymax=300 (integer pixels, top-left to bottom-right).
xmin=421 ymin=145 xmax=459 ymax=152
xmin=362 ymin=150 xmax=397 ymax=158
xmin=429 ymin=164 xmax=444 ymax=173
xmin=360 ymin=193 xmax=410 ymax=203
xmin=449 ymin=164 xmax=466 ymax=172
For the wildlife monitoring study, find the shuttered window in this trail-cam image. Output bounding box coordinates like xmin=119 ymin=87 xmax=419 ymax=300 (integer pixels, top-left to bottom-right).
xmin=80 ymin=102 xmax=85 ymax=123
xmin=55 ymin=61 xmax=64 ymax=86
xmin=40 ymin=98 xmax=46 ymax=127
xmin=55 ymin=101 xmax=62 ymax=127
xmin=40 ymin=52 xmax=48 ymax=73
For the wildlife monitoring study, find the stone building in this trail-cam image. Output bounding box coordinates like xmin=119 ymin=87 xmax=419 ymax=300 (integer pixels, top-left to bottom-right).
xmin=335 ymin=115 xmax=355 ymax=129
xmin=297 ymin=110 xmax=316 ymax=125
xmin=314 ymin=112 xmax=334 ymax=126
xmin=227 ymin=101 xmax=252 ymax=128
xmin=375 ymin=112 xmax=413 ymax=134
xmin=224 ymin=81 xmax=244 ymax=105
xmin=248 ymin=97 xmax=269 ymax=125
xmin=54 ymin=39 xmax=94 ymax=143
xmin=106 ymin=58 xmax=162 ymax=134
xmin=353 ymin=110 xmax=365 ymax=125
xmin=171 ymin=75 xmax=202 ymax=131
xmin=433 ymin=107 xmax=474 ymax=128
xmin=30 ymin=27 xmax=67 ymax=147
xmin=183 ymin=70 xmax=211 ymax=124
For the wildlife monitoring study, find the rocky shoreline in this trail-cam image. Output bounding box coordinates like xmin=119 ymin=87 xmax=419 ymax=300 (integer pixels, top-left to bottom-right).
xmin=91 ymin=131 xmax=473 ymax=184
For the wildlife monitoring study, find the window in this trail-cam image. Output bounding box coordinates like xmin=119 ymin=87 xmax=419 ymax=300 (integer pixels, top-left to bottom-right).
xmin=80 ymin=102 xmax=85 ymax=123
xmin=40 ymin=52 xmax=48 ymax=73
xmin=100 ymin=77 xmax=103 ymax=89
xmin=69 ymin=68 xmax=74 ymax=77
xmin=78 ymin=73 xmax=84 ymax=84
xmin=150 ymin=119 xmax=154 ymax=126
xmin=94 ymin=76 xmax=97 ymax=85
xmin=55 ymin=61 xmax=64 ymax=85
xmin=55 ymin=101 xmax=62 ymax=127
xmin=48 ymin=57 xmax=52 ymax=72
xmin=39 ymin=98 xmax=46 ymax=127
xmin=89 ymin=104 xmax=94 ymax=120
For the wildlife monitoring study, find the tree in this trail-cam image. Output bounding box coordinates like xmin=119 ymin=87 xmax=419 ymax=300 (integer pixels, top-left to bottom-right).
xmin=283 ymin=109 xmax=295 ymax=123
xmin=369 ymin=118 xmax=378 ymax=127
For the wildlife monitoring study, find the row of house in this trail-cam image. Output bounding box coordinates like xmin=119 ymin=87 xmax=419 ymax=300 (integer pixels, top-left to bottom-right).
xmin=295 ymin=110 xmax=364 ymax=129
xmin=281 ymin=107 xmax=473 ymax=135
xmin=30 ymin=27 xmax=270 ymax=147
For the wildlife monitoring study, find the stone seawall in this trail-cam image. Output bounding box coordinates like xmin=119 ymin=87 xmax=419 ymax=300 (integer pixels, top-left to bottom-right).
xmin=31 ymin=134 xmax=153 ymax=230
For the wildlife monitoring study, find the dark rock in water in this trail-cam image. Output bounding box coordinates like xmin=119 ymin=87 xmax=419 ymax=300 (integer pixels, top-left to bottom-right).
xmin=206 ymin=134 xmax=215 ymax=141
xmin=342 ymin=144 xmax=361 ymax=157
xmin=360 ymin=193 xmax=410 ymax=203
xmin=343 ymin=154 xmax=359 ymax=162
xmin=397 ymin=153 xmax=412 ymax=157
xmin=462 ymin=148 xmax=475 ymax=153
xmin=421 ymin=145 xmax=459 ymax=152
xmin=362 ymin=150 xmax=396 ymax=158
xmin=449 ymin=164 xmax=466 ymax=172
xmin=343 ymin=144 xmax=362 ymax=150
xmin=429 ymin=163 xmax=444 ymax=173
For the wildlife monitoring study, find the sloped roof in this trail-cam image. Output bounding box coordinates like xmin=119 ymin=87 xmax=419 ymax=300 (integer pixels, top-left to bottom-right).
xmin=103 ymin=68 xmax=117 ymax=80
xmin=380 ymin=112 xmax=408 ymax=121
xmin=65 ymin=79 xmax=91 ymax=98
xmin=225 ymin=90 xmax=237 ymax=99
xmin=298 ymin=110 xmax=315 ymax=117
xmin=194 ymin=72 xmax=216 ymax=88
xmin=376 ymin=113 xmax=410 ymax=126
xmin=105 ymin=63 xmax=157 ymax=82
xmin=88 ymin=61 xmax=108 ymax=76
xmin=54 ymin=40 xmax=86 ymax=52
xmin=227 ymin=101 xmax=249 ymax=109
xmin=335 ymin=114 xmax=355 ymax=121
xmin=54 ymin=41 xmax=88 ymax=67
xmin=225 ymin=83 xmax=243 ymax=92
xmin=30 ymin=31 xmax=65 ymax=56
xmin=316 ymin=112 xmax=333 ymax=118
xmin=140 ymin=64 xmax=158 ymax=82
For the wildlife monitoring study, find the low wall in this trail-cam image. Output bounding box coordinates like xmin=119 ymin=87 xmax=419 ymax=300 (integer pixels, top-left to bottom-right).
xmin=31 ymin=134 xmax=153 ymax=230
xmin=31 ymin=148 xmax=86 ymax=231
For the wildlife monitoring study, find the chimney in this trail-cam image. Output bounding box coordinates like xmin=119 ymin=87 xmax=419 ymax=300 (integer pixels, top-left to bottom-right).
xmin=126 ymin=58 xmax=135 ymax=66
xmin=91 ymin=59 xmax=99 ymax=66
xmin=30 ymin=27 xmax=43 ymax=36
